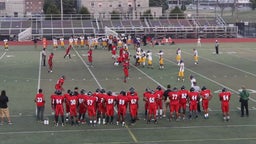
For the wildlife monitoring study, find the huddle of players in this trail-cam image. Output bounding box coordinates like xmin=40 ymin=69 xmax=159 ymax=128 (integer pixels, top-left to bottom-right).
xmin=50 ymin=87 xmax=139 ymax=127
xmin=143 ymin=85 xmax=215 ymax=124
xmin=153 ymin=85 xmax=232 ymax=122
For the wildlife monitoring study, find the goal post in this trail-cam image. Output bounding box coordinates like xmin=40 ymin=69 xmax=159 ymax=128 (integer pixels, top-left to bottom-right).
xmin=104 ymin=26 xmax=118 ymax=38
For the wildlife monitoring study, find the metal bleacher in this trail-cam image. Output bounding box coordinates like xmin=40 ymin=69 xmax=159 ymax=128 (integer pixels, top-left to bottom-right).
xmin=0 ymin=13 xmax=239 ymax=39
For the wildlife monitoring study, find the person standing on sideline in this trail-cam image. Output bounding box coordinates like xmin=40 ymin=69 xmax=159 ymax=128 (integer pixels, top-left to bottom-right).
xmin=163 ymin=84 xmax=171 ymax=118
xmin=239 ymin=86 xmax=249 ymax=117
xmin=33 ymin=37 xmax=38 ymax=49
xmin=0 ymin=90 xmax=12 ymax=125
xmin=190 ymin=75 xmax=196 ymax=87
xmin=215 ymin=40 xmax=219 ymax=54
xmin=48 ymin=52 xmax=54 ymax=73
xmin=35 ymin=89 xmax=45 ymax=122
xmin=219 ymin=88 xmax=231 ymax=121
xmin=192 ymin=82 xmax=201 ymax=113
xmin=41 ymin=48 xmax=47 ymax=66
xmin=200 ymin=86 xmax=213 ymax=119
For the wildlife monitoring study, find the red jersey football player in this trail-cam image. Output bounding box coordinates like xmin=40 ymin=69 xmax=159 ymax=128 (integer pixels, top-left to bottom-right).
xmin=85 ymin=91 xmax=98 ymax=127
xmin=154 ymin=86 xmax=164 ymax=119
xmin=111 ymin=45 xmax=117 ymax=59
xmin=188 ymin=87 xmax=199 ymax=119
xmin=105 ymin=91 xmax=116 ymax=124
xmin=168 ymin=87 xmax=180 ymax=121
xmin=219 ymin=88 xmax=231 ymax=121
xmin=119 ymin=46 xmax=124 ymax=57
xmin=48 ymin=52 xmax=54 ymax=73
xmin=127 ymin=88 xmax=139 ymax=125
xmin=88 ymin=48 xmax=93 ymax=66
xmin=123 ymin=59 xmax=129 ymax=83
xmin=116 ymin=90 xmax=128 ymax=126
xmin=67 ymin=91 xmax=79 ymax=125
xmin=144 ymin=90 xmax=158 ymax=124
xmin=63 ymin=89 xmax=71 ymax=122
xmin=78 ymin=89 xmax=87 ymax=124
xmin=178 ymin=86 xmax=189 ymax=120
xmin=97 ymin=89 xmax=107 ymax=125
xmin=34 ymin=88 xmax=45 ymax=121
xmin=64 ymin=44 xmax=72 ymax=59
xmin=55 ymin=75 xmax=65 ymax=91
xmin=50 ymin=91 xmax=57 ymax=117
xmin=143 ymin=88 xmax=151 ymax=120
xmin=200 ymin=86 xmax=213 ymax=119
xmin=53 ymin=90 xmax=65 ymax=126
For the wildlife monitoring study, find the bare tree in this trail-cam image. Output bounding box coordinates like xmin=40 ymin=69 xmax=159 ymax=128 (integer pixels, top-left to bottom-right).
xmin=217 ymin=0 xmax=232 ymax=17
xmin=231 ymin=0 xmax=237 ymax=16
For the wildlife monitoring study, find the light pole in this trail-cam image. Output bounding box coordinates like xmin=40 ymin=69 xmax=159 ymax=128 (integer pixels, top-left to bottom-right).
xmin=61 ymin=0 xmax=63 ymax=20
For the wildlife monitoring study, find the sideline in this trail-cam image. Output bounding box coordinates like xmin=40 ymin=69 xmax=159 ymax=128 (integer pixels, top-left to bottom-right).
xmin=1 ymin=124 xmax=256 ymax=135
xmin=35 ymin=51 xmax=42 ymax=115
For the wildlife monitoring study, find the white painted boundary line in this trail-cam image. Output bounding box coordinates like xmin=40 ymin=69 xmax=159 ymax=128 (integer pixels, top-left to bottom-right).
xmin=0 ymin=52 xmax=6 ymax=60
xmin=1 ymin=124 xmax=256 ymax=135
xmin=130 ymin=64 xmax=167 ymax=90
xmin=182 ymin=50 xmax=256 ymax=78
xmin=37 ymin=52 xmax=42 ymax=91
xmin=73 ymin=49 xmax=103 ymax=89
xmin=35 ymin=52 xmax=42 ymax=115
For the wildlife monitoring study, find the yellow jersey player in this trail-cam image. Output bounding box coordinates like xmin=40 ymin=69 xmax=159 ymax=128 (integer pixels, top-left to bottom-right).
xmin=80 ymin=35 xmax=85 ymax=48
xmin=176 ymin=48 xmax=181 ymax=65
xmin=74 ymin=36 xmax=78 ymax=48
xmin=60 ymin=37 xmax=65 ymax=48
xmin=193 ymin=48 xmax=199 ymax=64
xmin=69 ymin=36 xmax=74 ymax=46
xmin=140 ymin=50 xmax=146 ymax=67
xmin=146 ymin=50 xmax=153 ymax=69
xmin=158 ymin=50 xmax=164 ymax=69
xmin=117 ymin=39 xmax=123 ymax=48
xmin=52 ymin=37 xmax=58 ymax=50
xmin=178 ymin=60 xmax=185 ymax=82
xmin=3 ymin=38 xmax=8 ymax=51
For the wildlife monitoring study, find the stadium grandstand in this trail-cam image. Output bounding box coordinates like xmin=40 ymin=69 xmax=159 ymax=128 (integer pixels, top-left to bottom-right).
xmin=0 ymin=13 xmax=238 ymax=41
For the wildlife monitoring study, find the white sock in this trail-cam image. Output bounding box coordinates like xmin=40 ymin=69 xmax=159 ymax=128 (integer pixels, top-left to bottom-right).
xmin=160 ymin=109 xmax=163 ymax=116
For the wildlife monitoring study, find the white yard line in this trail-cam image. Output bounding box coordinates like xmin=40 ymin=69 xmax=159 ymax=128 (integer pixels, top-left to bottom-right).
xmin=130 ymin=64 xmax=167 ymax=89
xmin=183 ymin=50 xmax=256 ymax=77
xmin=73 ymin=49 xmax=103 ymax=89
xmin=0 ymin=52 xmax=6 ymax=60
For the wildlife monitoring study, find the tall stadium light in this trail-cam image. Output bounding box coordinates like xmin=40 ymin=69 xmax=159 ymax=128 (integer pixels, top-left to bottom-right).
xmin=215 ymin=0 xmax=218 ymax=18
xmin=61 ymin=0 xmax=63 ymax=20
xmin=196 ymin=0 xmax=199 ymax=17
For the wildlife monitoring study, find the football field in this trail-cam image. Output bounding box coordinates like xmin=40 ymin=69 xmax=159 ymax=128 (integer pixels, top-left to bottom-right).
xmin=0 ymin=40 xmax=256 ymax=144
